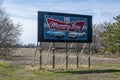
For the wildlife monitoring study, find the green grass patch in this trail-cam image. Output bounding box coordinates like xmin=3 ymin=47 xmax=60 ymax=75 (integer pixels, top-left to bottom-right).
xmin=54 ymin=69 xmax=120 ymax=74
xmin=0 ymin=62 xmax=14 ymax=75
xmin=33 ymin=71 xmax=56 ymax=77
xmin=0 ymin=62 xmax=71 ymax=80
xmin=112 ymin=72 xmax=120 ymax=75
xmin=0 ymin=61 xmax=120 ymax=80
xmin=0 ymin=61 xmax=24 ymax=80
xmin=32 ymin=70 xmax=70 ymax=77
xmin=0 ymin=62 xmax=9 ymax=68
xmin=92 ymin=63 xmax=120 ymax=68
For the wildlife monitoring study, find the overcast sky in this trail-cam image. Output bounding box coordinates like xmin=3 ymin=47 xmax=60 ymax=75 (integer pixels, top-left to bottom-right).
xmin=3 ymin=0 xmax=120 ymax=44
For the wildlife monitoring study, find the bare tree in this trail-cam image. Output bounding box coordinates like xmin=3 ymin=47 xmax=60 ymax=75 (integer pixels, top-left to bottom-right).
xmin=0 ymin=0 xmax=22 ymax=56
xmin=90 ymin=24 xmax=104 ymax=54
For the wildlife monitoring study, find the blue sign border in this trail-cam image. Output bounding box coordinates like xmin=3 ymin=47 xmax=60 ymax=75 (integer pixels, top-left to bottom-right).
xmin=38 ymin=11 xmax=92 ymax=43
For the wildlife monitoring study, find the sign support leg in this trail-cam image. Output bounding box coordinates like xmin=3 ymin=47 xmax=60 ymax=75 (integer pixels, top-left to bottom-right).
xmin=39 ymin=42 xmax=42 ymax=69
xmin=66 ymin=42 xmax=68 ymax=69
xmin=52 ymin=42 xmax=55 ymax=69
xmin=76 ymin=43 xmax=79 ymax=68
xmin=88 ymin=43 xmax=91 ymax=68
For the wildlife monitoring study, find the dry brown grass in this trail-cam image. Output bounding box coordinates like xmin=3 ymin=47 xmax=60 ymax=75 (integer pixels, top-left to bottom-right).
xmin=2 ymin=48 xmax=119 ymax=67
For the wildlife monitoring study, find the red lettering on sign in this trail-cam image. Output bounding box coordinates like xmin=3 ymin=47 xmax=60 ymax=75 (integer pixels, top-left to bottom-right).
xmin=46 ymin=18 xmax=84 ymax=32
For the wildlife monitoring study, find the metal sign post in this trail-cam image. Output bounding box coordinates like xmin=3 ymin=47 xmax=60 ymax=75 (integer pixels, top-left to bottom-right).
xmin=39 ymin=42 xmax=42 ymax=69
xmin=52 ymin=42 xmax=55 ymax=69
xmin=76 ymin=43 xmax=79 ymax=68
xmin=88 ymin=43 xmax=91 ymax=68
xmin=66 ymin=42 xmax=68 ymax=69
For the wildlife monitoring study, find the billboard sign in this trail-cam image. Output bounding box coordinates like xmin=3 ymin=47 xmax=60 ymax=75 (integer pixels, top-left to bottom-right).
xmin=38 ymin=11 xmax=92 ymax=43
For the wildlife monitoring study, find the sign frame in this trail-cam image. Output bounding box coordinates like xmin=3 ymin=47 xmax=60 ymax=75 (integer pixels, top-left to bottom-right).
xmin=38 ymin=11 xmax=92 ymax=43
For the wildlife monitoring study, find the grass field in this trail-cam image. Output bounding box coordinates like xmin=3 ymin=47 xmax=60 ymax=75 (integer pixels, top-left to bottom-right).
xmin=0 ymin=61 xmax=120 ymax=80
xmin=0 ymin=48 xmax=120 ymax=80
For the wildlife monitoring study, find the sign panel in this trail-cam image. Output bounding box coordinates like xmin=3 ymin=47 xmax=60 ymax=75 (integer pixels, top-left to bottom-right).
xmin=38 ymin=11 xmax=92 ymax=42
